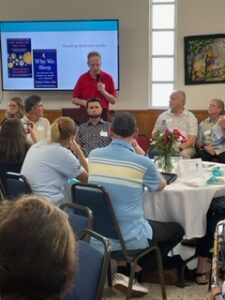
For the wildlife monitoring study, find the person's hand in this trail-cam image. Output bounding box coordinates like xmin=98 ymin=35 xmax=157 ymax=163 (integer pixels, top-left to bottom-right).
xmin=210 ymin=287 xmax=221 ymax=300
xmin=97 ymin=82 xmax=106 ymax=93
xmin=69 ymin=138 xmax=82 ymax=155
xmin=204 ymin=145 xmax=216 ymax=155
xmin=173 ymin=142 xmax=182 ymax=154
xmin=69 ymin=138 xmax=88 ymax=173
xmin=196 ymin=143 xmax=204 ymax=149
xmin=151 ymin=132 xmax=157 ymax=140
xmin=131 ymin=139 xmax=145 ymax=155
xmin=27 ymin=122 xmax=38 ymax=143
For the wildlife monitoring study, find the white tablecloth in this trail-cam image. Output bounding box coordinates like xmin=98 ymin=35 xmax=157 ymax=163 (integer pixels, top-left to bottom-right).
xmin=143 ymin=180 xmax=225 ymax=239
xmin=143 ymin=162 xmax=225 ymax=265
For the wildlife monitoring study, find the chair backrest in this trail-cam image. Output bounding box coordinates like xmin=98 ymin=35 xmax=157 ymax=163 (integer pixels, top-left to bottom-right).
xmin=61 ymin=108 xmax=109 ymax=124
xmin=63 ymin=229 xmax=111 ymax=300
xmin=137 ymin=133 xmax=150 ymax=153
xmin=59 ymin=202 xmax=93 ymax=239
xmin=71 ymin=183 xmax=128 ymax=256
xmin=3 ymin=172 xmax=32 ymax=199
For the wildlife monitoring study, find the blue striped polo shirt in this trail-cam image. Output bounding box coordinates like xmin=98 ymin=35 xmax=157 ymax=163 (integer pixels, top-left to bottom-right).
xmin=88 ymin=139 xmax=162 ymax=250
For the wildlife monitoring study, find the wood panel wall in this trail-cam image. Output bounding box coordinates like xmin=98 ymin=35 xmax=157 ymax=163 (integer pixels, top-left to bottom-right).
xmin=131 ymin=109 xmax=208 ymax=139
xmin=0 ymin=109 xmax=208 ymax=140
xmin=0 ymin=109 xmax=61 ymax=124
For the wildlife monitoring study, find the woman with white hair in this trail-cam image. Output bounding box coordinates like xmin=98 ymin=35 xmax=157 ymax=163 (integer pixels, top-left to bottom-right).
xmin=197 ymin=98 xmax=225 ymax=163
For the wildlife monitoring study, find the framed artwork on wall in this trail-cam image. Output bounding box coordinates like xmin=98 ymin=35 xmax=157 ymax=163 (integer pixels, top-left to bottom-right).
xmin=184 ymin=34 xmax=225 ymax=85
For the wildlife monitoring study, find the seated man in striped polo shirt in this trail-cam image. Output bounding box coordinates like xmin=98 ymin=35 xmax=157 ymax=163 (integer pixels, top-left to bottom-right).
xmin=88 ymin=111 xmax=184 ymax=297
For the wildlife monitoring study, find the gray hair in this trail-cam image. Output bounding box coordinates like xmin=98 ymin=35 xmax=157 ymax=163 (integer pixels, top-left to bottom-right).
xmin=211 ymin=98 xmax=224 ymax=114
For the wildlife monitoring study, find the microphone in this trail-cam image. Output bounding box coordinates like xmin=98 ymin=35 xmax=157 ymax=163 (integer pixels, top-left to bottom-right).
xmin=96 ymin=74 xmax=100 ymax=82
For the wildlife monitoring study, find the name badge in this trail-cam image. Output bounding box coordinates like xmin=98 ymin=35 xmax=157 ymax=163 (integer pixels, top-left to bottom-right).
xmin=100 ymin=130 xmax=108 ymax=137
xmin=204 ymin=129 xmax=211 ymax=136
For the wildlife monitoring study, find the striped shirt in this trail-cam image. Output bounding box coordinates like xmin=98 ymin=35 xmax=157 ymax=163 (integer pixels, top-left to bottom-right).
xmin=88 ymin=139 xmax=162 ymax=250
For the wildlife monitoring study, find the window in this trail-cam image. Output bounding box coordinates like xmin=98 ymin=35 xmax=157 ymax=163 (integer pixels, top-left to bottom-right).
xmin=150 ymin=0 xmax=176 ymax=108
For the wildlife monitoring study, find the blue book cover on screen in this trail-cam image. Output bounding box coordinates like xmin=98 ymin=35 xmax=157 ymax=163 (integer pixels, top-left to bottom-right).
xmin=33 ymin=49 xmax=58 ymax=88
xmin=7 ymin=38 xmax=33 ymax=78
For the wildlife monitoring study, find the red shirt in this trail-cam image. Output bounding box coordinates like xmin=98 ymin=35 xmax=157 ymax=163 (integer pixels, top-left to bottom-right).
xmin=72 ymin=70 xmax=116 ymax=109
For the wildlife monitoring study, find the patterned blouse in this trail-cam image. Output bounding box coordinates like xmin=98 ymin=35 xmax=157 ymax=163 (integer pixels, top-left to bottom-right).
xmin=197 ymin=117 xmax=225 ymax=155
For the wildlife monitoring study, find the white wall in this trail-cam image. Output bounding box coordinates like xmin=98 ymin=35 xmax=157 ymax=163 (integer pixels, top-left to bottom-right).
xmin=0 ymin=0 xmax=149 ymax=110
xmin=0 ymin=0 xmax=225 ymax=110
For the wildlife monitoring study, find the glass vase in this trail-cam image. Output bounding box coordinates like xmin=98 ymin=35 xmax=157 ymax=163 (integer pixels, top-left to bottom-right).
xmin=162 ymin=153 xmax=173 ymax=173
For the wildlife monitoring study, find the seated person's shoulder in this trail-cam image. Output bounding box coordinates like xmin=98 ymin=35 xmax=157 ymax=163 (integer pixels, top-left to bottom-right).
xmin=159 ymin=110 xmax=170 ymax=117
xmin=103 ymin=121 xmax=111 ymax=128
xmin=43 ymin=117 xmax=50 ymax=124
xmin=186 ymin=110 xmax=197 ymax=119
xmin=133 ymin=152 xmax=155 ymax=165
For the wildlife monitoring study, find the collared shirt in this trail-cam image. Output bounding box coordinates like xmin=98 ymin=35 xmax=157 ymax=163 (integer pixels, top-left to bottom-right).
xmin=21 ymin=142 xmax=84 ymax=204
xmin=21 ymin=116 xmax=50 ymax=143
xmin=72 ymin=70 xmax=116 ymax=109
xmin=152 ymin=109 xmax=198 ymax=138
xmin=88 ymin=139 xmax=162 ymax=250
xmin=76 ymin=119 xmax=111 ymax=157
xmin=198 ymin=117 xmax=225 ymax=155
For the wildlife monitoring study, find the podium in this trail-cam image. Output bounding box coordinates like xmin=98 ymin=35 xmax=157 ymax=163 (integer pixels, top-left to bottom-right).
xmin=61 ymin=108 xmax=109 ymax=125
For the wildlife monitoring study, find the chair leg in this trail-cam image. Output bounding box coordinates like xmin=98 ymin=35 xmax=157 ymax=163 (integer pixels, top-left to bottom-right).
xmin=107 ymin=260 xmax=112 ymax=287
xmin=127 ymin=262 xmax=136 ymax=300
xmin=178 ymin=262 xmax=186 ymax=288
xmin=208 ymin=260 xmax=212 ymax=291
xmin=177 ymin=253 xmax=197 ymax=288
xmin=155 ymin=246 xmax=167 ymax=300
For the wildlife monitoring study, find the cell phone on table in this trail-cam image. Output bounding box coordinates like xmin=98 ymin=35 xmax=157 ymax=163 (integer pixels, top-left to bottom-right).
xmin=24 ymin=122 xmax=33 ymax=134
xmin=161 ymin=172 xmax=177 ymax=185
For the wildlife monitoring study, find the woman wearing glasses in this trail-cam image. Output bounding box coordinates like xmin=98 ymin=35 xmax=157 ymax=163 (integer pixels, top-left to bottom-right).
xmin=5 ymin=97 xmax=24 ymax=119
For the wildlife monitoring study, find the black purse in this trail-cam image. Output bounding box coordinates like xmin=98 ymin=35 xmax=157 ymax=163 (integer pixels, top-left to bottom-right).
xmin=210 ymin=196 xmax=225 ymax=215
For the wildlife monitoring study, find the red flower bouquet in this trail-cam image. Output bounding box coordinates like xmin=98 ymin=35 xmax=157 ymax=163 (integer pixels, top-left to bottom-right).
xmin=152 ymin=129 xmax=186 ymax=172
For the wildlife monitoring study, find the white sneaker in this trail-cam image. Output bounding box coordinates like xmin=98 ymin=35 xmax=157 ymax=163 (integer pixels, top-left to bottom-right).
xmin=112 ymin=272 xmax=149 ymax=297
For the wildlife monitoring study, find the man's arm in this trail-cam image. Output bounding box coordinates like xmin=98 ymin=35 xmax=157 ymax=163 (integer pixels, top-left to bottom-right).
xmin=97 ymin=82 xmax=116 ymax=105
xmin=70 ymin=138 xmax=88 ymax=183
xmin=196 ymin=122 xmax=204 ymax=149
xmin=72 ymin=97 xmax=87 ymax=107
xmin=145 ymin=162 xmax=167 ymax=192
xmin=151 ymin=114 xmax=165 ymax=137
xmin=156 ymin=178 xmax=167 ymax=191
xmin=71 ymin=75 xmax=88 ymax=107
xmin=182 ymin=113 xmax=198 ymax=149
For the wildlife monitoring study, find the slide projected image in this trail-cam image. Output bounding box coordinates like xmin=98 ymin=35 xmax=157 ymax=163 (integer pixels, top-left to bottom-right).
xmin=0 ymin=20 xmax=119 ymax=91
xmin=33 ymin=49 xmax=58 ymax=88
xmin=7 ymin=38 xmax=32 ymax=78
